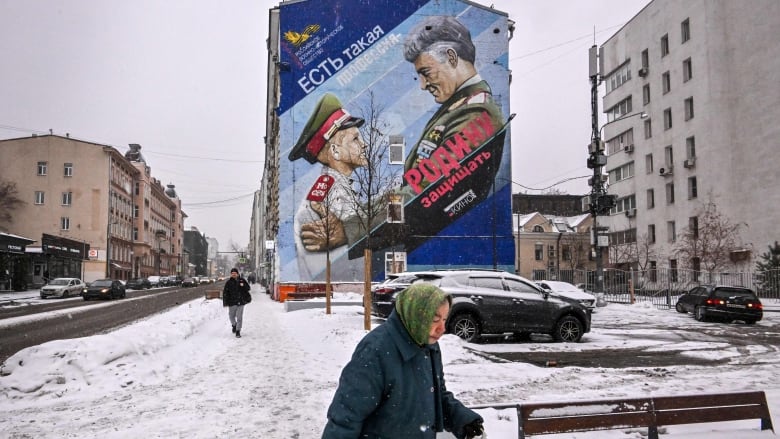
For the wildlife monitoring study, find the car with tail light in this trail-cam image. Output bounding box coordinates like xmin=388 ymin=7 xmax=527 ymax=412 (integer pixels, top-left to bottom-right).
xmin=675 ymin=285 xmax=762 ymax=324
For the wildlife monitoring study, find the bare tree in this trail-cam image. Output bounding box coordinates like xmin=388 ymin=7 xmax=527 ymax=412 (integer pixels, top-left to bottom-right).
xmin=346 ymin=91 xmax=403 ymax=329
xmin=0 ymin=180 xmax=25 ymax=231
xmin=560 ymin=232 xmax=588 ymax=270
xmin=675 ymin=201 xmax=744 ymax=274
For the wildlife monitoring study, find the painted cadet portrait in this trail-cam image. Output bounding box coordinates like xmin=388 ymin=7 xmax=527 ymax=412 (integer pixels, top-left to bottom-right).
xmin=289 ymin=93 xmax=367 ymax=280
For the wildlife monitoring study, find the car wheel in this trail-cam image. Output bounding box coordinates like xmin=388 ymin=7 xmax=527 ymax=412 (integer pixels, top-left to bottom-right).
xmin=675 ymin=302 xmax=686 ymax=313
xmin=694 ymin=306 xmax=707 ymax=322
xmin=448 ymin=313 xmax=480 ymax=342
xmin=553 ymin=315 xmax=583 ymax=342
xmin=83 ymin=296 xmax=89 ymax=301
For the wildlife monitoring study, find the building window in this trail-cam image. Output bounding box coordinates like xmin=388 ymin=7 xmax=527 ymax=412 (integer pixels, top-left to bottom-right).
xmin=548 ymin=245 xmax=555 ymax=258
xmin=690 ymin=216 xmax=699 ymax=239
xmin=684 ymin=97 xmax=695 ymax=120
xmin=668 ymin=221 xmax=676 ymax=243
xmin=644 ymin=119 xmax=652 ymax=139
xmin=64 ymin=163 xmax=73 ymax=177
xmin=533 ymin=225 xmax=544 ymax=232
xmin=688 ymin=176 xmax=698 ymax=199
xmin=606 ymin=96 xmax=633 ymax=122
xmin=649 ymin=261 xmax=658 ymax=281
xmin=35 ymin=191 xmax=45 ymax=205
xmin=387 ymin=193 xmax=404 ymax=223
xmin=606 ymin=129 xmax=634 ymax=155
xmin=562 ymin=245 xmax=571 ymax=261
xmin=61 ymin=192 xmax=72 ymax=206
xmin=648 ymin=224 xmax=656 ymax=244
xmin=661 ymin=34 xmax=669 ymax=57
xmin=664 ymin=145 xmax=675 ymax=168
xmin=134 ymin=205 xmax=139 ymax=218
xmin=605 ymin=62 xmax=632 ymax=94
xmin=609 ymin=162 xmax=634 ymax=183
xmin=663 ymin=108 xmax=672 ymax=130
xmin=683 ymin=58 xmax=693 ymax=82
xmin=686 ymin=136 xmax=696 ymax=158
xmin=645 ymin=153 xmax=653 ymax=174
xmin=666 ymin=182 xmax=675 ymax=204
xmin=37 ymin=161 xmax=48 ymax=176
xmin=61 ymin=217 xmax=70 ymax=231
xmin=641 ymin=49 xmax=649 ymax=69
xmin=647 ymin=188 xmax=655 ymax=209
xmin=133 ymin=227 xmax=139 ymax=241
xmin=135 ymin=182 xmax=140 ymax=196
xmin=642 ymin=84 xmax=651 ymax=105
xmin=681 ymin=18 xmax=690 ymax=43
xmin=534 ymin=244 xmax=543 ymax=261
xmin=670 ymin=258 xmax=678 ymax=282
xmin=611 ymin=194 xmax=636 ymax=215
xmin=662 ymin=71 xmax=671 ymax=94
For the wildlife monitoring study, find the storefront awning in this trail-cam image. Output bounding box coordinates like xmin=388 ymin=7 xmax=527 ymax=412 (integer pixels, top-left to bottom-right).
xmin=0 ymin=232 xmax=35 ymax=254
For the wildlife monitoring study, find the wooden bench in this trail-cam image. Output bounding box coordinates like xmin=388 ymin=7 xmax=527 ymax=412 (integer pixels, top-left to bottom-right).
xmin=471 ymin=391 xmax=774 ymax=438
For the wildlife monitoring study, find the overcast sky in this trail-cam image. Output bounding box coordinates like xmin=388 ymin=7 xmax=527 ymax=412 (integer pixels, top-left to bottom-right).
xmin=0 ymin=0 xmax=649 ymax=249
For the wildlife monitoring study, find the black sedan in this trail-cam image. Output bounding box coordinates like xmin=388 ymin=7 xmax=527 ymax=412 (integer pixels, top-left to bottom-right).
xmin=370 ymin=272 xmax=420 ymax=318
xmin=126 ymin=277 xmax=152 ymax=290
xmin=675 ymin=285 xmax=763 ymax=324
xmin=82 ymin=279 xmax=127 ymax=300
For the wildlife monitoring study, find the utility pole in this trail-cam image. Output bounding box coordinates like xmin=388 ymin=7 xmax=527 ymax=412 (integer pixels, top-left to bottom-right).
xmin=587 ymin=45 xmax=616 ymax=296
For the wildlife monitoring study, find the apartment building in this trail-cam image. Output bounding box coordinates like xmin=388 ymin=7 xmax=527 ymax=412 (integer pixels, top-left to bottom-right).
xmin=599 ymin=0 xmax=780 ymax=273
xmin=0 ymin=135 xmax=184 ymax=284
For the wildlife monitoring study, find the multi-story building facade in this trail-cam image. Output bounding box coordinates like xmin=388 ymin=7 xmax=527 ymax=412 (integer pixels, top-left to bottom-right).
xmin=124 ymin=144 xmax=184 ymax=279
xmin=512 ymin=194 xmax=595 ymax=282
xmin=599 ymin=0 xmax=780 ymax=274
xmin=514 ymin=212 xmax=593 ymax=282
xmin=0 ymin=135 xmax=185 ymax=284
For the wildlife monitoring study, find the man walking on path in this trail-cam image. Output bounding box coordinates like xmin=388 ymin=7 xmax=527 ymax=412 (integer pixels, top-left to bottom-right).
xmin=222 ymin=268 xmax=251 ymax=338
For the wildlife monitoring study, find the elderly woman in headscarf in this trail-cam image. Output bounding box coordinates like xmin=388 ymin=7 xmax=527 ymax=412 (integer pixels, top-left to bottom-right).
xmin=322 ymin=284 xmax=484 ymax=439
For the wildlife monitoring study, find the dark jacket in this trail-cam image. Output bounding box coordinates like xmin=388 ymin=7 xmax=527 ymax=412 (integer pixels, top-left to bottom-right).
xmin=322 ymin=310 xmax=481 ymax=438
xmin=222 ymin=276 xmax=250 ymax=307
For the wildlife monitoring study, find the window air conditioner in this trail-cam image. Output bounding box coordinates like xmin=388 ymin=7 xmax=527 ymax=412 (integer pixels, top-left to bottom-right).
xmin=624 ymin=144 xmax=634 ymax=153
xmin=625 ymin=209 xmax=636 ymax=218
xmin=683 ymin=157 xmax=696 ymax=168
xmin=659 ymin=167 xmax=673 ymax=176
xmin=638 ymin=67 xmax=648 ymax=77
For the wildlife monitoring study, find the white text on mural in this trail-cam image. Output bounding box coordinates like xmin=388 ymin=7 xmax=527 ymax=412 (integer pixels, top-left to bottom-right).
xmin=297 ymin=25 xmax=386 ymax=94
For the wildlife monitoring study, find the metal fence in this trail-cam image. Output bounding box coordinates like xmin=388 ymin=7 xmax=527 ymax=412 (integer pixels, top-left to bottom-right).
xmin=532 ymin=268 xmax=780 ymax=309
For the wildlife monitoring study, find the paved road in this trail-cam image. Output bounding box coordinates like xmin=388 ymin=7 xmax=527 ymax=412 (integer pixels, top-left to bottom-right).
xmin=0 ymin=284 xmax=219 ymax=363
xmin=481 ymin=311 xmax=780 ymax=368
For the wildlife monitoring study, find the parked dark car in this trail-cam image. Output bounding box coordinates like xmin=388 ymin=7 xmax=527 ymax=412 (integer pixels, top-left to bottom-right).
xmin=411 ymin=270 xmax=592 ymax=342
xmin=675 ymin=285 xmax=763 ymax=324
xmin=126 ymin=277 xmax=152 ymax=290
xmin=182 ymin=277 xmax=197 ymax=288
xmin=82 ymin=279 xmax=126 ymax=300
xmin=370 ymin=272 xmax=421 ymax=318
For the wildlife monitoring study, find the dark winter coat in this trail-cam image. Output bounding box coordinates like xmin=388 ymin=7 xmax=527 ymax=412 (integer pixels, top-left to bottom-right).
xmin=222 ymin=276 xmax=250 ymax=307
xmin=322 ymin=310 xmax=481 ymax=439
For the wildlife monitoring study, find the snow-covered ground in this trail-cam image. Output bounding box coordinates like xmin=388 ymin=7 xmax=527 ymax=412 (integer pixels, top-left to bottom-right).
xmin=0 ymin=285 xmax=778 ymax=438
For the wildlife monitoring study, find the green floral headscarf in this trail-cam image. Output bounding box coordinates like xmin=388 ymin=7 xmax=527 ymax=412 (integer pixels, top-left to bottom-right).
xmin=395 ymin=284 xmax=450 ymax=346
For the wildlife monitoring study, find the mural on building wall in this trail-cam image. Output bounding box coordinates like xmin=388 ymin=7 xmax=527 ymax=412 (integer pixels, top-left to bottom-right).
xmin=277 ymin=0 xmax=514 ymax=281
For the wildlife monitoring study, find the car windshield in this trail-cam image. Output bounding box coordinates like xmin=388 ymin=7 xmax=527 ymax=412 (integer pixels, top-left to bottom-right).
xmin=49 ymin=279 xmax=70 ymax=285
xmin=91 ymin=280 xmax=112 ymax=287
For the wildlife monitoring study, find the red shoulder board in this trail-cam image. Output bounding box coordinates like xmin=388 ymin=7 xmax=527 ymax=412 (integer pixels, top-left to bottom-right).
xmin=306 ymin=175 xmax=335 ymax=201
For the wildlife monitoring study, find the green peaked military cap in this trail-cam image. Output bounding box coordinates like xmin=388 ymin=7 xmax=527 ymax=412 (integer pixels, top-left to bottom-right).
xmin=288 ymin=93 xmax=364 ymax=164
